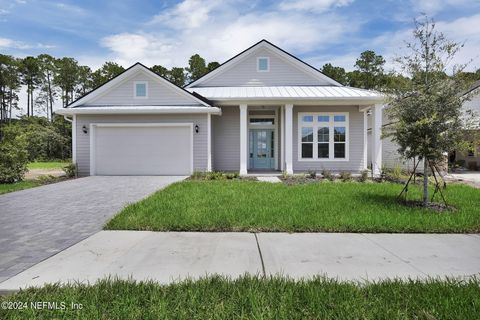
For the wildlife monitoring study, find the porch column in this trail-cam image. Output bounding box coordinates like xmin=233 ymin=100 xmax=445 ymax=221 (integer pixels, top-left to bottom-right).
xmin=280 ymin=105 xmax=285 ymax=171
xmin=239 ymin=104 xmax=248 ymax=175
xmin=284 ymin=104 xmax=293 ymax=174
xmin=371 ymin=104 xmax=383 ymax=176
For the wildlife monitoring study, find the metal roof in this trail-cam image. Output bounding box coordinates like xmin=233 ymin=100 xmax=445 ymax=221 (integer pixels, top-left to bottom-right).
xmin=187 ymin=86 xmax=384 ymax=101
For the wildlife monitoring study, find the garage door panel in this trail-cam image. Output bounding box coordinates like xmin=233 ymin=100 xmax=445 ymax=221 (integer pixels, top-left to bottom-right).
xmin=93 ymin=125 xmax=191 ymax=175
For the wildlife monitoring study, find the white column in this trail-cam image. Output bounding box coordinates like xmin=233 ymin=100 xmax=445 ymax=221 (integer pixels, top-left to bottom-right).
xmin=207 ymin=113 xmax=212 ymax=172
xmin=284 ymin=104 xmax=293 ymax=174
xmin=239 ymin=104 xmax=248 ymax=175
xmin=274 ymin=107 xmax=279 ymax=170
xmin=72 ymin=115 xmax=77 ymax=163
xmin=371 ymin=104 xmax=383 ymax=176
xmin=363 ymin=111 xmax=368 ymax=170
xmin=280 ymin=105 xmax=285 ymax=171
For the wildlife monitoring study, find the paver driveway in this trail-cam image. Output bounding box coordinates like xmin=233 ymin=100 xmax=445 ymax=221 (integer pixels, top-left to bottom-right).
xmin=0 ymin=176 xmax=185 ymax=283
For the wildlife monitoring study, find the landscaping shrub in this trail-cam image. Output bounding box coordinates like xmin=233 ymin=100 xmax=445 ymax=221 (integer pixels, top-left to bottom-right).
xmin=306 ymin=169 xmax=317 ymax=179
xmin=321 ymin=169 xmax=334 ymax=181
xmin=190 ymin=171 xmax=241 ymax=180
xmin=0 ymin=130 xmax=29 ymax=183
xmin=339 ymin=171 xmax=352 ymax=182
xmin=62 ymin=162 xmax=77 ymax=178
xmin=358 ymin=169 xmax=369 ymax=182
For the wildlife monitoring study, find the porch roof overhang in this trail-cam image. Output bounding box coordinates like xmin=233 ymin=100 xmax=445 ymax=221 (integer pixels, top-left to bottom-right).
xmin=187 ymin=86 xmax=385 ymax=106
xmin=55 ymin=105 xmax=222 ymax=115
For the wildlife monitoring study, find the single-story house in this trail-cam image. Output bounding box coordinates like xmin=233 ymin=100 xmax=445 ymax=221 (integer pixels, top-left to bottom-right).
xmin=56 ymin=40 xmax=385 ymax=176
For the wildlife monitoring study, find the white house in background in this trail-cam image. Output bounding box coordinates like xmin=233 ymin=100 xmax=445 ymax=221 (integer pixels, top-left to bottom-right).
xmin=56 ymin=40 xmax=385 ymax=176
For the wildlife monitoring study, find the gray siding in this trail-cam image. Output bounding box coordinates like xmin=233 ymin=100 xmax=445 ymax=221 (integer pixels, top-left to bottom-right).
xmin=212 ymin=106 xmax=240 ymax=171
xmin=91 ymin=71 xmax=201 ymax=106
xmin=75 ymin=114 xmax=208 ymax=176
xmin=293 ymin=106 xmax=365 ymax=172
xmin=198 ymin=47 xmax=330 ymax=87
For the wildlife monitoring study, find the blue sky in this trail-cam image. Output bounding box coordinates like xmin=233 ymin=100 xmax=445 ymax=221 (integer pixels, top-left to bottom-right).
xmin=1 ymin=0 xmax=480 ymax=72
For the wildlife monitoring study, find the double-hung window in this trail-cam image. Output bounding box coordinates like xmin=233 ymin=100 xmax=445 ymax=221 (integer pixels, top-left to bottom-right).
xmin=299 ymin=113 xmax=348 ymax=160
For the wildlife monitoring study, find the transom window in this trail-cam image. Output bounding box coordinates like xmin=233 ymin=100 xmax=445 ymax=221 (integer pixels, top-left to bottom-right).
xmin=257 ymin=57 xmax=269 ymax=72
xmin=134 ymin=81 xmax=148 ymax=98
xmin=298 ymin=113 xmax=348 ymax=160
xmin=250 ymin=118 xmax=275 ymax=125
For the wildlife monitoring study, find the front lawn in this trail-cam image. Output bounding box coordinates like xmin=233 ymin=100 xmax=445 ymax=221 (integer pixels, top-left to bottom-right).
xmin=1 ymin=276 xmax=479 ymax=319
xmin=105 ymin=180 xmax=480 ymax=233
xmin=0 ymin=180 xmax=42 ymax=195
xmin=27 ymin=161 xmax=68 ymax=170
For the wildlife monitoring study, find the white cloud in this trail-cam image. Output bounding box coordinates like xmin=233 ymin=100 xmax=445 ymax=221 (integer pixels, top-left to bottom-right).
xmin=0 ymin=37 xmax=55 ymax=50
xmin=410 ymin=0 xmax=472 ymax=16
xmin=279 ymin=0 xmax=354 ymax=13
xmin=100 ymin=0 xmax=355 ymax=68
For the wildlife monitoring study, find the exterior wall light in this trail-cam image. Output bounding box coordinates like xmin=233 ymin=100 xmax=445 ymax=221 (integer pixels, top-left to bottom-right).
xmin=195 ymin=125 xmax=199 ymax=133
xmin=82 ymin=125 xmax=88 ymax=134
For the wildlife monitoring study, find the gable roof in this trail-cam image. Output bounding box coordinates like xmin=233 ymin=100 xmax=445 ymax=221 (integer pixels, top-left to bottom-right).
xmin=185 ymin=39 xmax=342 ymax=88
xmin=67 ymin=62 xmax=212 ymax=108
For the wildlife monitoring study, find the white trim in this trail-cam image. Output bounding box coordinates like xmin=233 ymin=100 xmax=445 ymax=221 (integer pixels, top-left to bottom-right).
xmin=68 ymin=64 xmax=211 ymax=108
xmin=363 ymin=111 xmax=368 ymax=170
xmin=371 ymin=104 xmax=383 ymax=175
xmin=285 ymin=104 xmax=293 ymax=174
xmin=257 ymin=57 xmax=270 ymax=72
xmin=207 ymin=113 xmax=212 ymax=172
xmin=72 ymin=115 xmax=76 ymax=163
xmin=186 ymin=40 xmax=341 ymax=88
xmin=297 ymin=112 xmax=349 ymax=162
xmin=239 ymin=104 xmax=248 ymax=175
xmin=280 ymin=105 xmax=285 ymax=171
xmin=275 ymin=107 xmax=279 ymax=170
xmin=56 ymin=106 xmax=222 ymax=115
xmin=133 ymin=80 xmax=148 ymax=99
xmin=89 ymin=123 xmax=194 ymax=176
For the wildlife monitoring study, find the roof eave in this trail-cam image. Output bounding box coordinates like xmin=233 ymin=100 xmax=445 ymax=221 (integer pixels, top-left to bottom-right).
xmin=55 ymin=106 xmax=222 ymax=115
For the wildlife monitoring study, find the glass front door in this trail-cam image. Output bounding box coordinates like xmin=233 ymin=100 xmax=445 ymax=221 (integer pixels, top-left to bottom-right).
xmin=249 ymin=129 xmax=275 ymax=169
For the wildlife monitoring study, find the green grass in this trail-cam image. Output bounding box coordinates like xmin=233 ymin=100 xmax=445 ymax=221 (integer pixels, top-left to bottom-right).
xmin=0 ymin=180 xmax=41 ymax=195
xmin=105 ymin=180 xmax=480 ymax=233
xmin=27 ymin=161 xmax=68 ymax=170
xmin=1 ymin=276 xmax=479 ymax=319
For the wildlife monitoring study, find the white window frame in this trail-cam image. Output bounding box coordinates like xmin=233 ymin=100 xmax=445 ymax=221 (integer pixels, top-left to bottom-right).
xmin=297 ymin=112 xmax=349 ymax=162
xmin=133 ymin=81 xmax=148 ymax=99
xmin=257 ymin=57 xmax=270 ymax=72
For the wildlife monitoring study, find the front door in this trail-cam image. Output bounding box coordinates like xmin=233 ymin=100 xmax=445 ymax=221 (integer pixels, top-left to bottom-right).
xmin=249 ymin=129 xmax=275 ymax=169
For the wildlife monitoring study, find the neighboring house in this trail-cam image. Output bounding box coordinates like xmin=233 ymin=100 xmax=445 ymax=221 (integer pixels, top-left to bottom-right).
xmin=452 ymin=80 xmax=480 ymax=170
xmin=56 ymin=40 xmax=385 ymax=176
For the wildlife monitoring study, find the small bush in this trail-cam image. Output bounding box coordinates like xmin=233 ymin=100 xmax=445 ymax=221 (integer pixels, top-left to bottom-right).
xmin=306 ymin=169 xmax=316 ymax=179
xmin=358 ymin=170 xmax=369 ymax=182
xmin=225 ymin=172 xmax=239 ymax=179
xmin=62 ymin=162 xmax=77 ymax=178
xmin=321 ymin=169 xmax=334 ymax=181
xmin=0 ymin=133 xmax=29 ymax=183
xmin=190 ymin=171 xmax=240 ymax=180
xmin=37 ymin=174 xmax=58 ymax=184
xmin=339 ymin=171 xmax=352 ymax=182
xmin=191 ymin=171 xmax=207 ymax=180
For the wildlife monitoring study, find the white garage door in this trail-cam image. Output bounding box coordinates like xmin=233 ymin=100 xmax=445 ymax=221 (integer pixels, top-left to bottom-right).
xmin=92 ymin=124 xmax=192 ymax=175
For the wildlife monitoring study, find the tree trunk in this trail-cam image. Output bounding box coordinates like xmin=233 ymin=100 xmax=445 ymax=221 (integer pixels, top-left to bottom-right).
xmin=27 ymin=86 xmax=30 ymax=117
xmin=423 ymin=157 xmax=429 ymax=206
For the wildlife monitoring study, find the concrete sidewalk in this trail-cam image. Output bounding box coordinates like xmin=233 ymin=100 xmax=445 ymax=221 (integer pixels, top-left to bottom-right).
xmin=0 ymin=231 xmax=479 ymax=291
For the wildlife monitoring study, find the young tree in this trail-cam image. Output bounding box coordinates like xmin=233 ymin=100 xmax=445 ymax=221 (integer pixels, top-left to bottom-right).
xmin=186 ymin=54 xmax=206 ymax=82
xmin=385 ymin=16 xmax=475 ymax=206
xmin=320 ymin=63 xmax=347 ymax=85
xmin=91 ymin=62 xmax=125 ymax=88
xmin=19 ymin=56 xmax=42 ymax=116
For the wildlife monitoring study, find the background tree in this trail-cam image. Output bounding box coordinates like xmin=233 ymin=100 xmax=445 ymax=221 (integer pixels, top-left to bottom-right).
xmin=385 ymin=16 xmax=475 ymax=206
xmin=92 ymin=62 xmax=125 ymax=88
xmin=19 ymin=56 xmax=42 ymax=116
xmin=321 ymin=63 xmax=348 ymax=85
xmin=75 ymin=65 xmax=93 ymax=98
xmin=151 ymin=65 xmax=169 ymax=78
xmin=206 ymin=61 xmax=220 ymax=73
xmin=36 ymin=54 xmax=58 ymax=121
xmin=0 ymin=55 xmax=20 ymax=124
xmin=168 ymin=67 xmax=186 ymax=87
xmin=54 ymin=57 xmax=79 ymax=107
xmin=186 ymin=54 xmax=207 ymax=82
xmin=349 ymin=50 xmax=386 ymax=89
